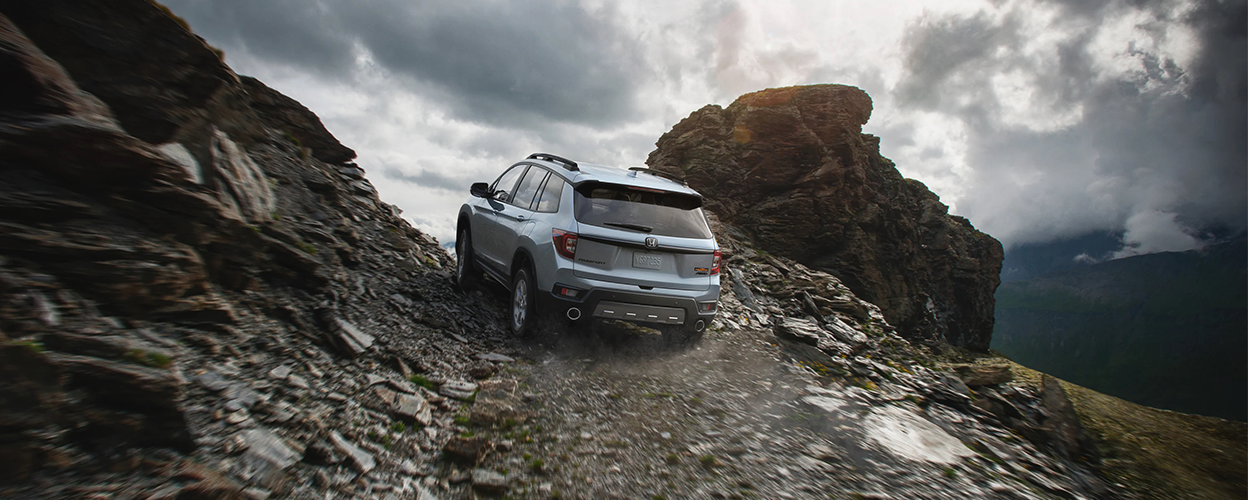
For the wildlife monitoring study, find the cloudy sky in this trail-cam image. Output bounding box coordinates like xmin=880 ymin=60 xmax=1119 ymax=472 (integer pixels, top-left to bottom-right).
xmin=163 ymin=0 xmax=1245 ymax=258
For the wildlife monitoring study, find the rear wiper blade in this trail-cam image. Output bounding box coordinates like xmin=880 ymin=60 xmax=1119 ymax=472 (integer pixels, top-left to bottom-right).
xmin=603 ymin=222 xmax=653 ymax=233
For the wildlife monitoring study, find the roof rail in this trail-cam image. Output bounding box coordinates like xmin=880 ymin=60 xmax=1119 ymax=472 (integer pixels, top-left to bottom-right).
xmin=628 ymin=167 xmax=687 ymax=186
xmin=527 ymin=153 xmax=579 ymax=172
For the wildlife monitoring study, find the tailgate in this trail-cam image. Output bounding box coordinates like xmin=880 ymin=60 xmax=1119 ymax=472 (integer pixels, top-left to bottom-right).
xmin=572 ymin=228 xmax=715 ymax=291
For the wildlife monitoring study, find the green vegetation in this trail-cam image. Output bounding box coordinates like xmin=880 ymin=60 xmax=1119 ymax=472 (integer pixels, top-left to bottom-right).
xmin=798 ymin=359 xmax=834 ymax=376
xmin=282 ymin=132 xmax=303 ymax=148
xmin=409 ymin=374 xmax=435 ymax=390
xmin=9 ymin=340 xmax=45 ymax=354
xmin=994 ymin=287 xmax=1114 ymax=314
xmin=366 ymin=429 xmax=394 ymax=449
xmin=1005 ymin=359 xmax=1247 ymax=500
xmin=125 ymin=349 xmax=172 ymax=369
xmin=698 ymin=454 xmax=716 ymax=467
xmin=785 ymin=411 xmax=820 ymax=423
xmin=993 ymin=240 xmax=1248 ymax=421
xmin=390 ymin=421 xmax=406 ymax=433
xmin=665 ymin=453 xmax=680 ymax=464
xmin=502 ymin=427 xmax=532 ymax=442
xmin=298 ymin=242 xmax=318 ymax=254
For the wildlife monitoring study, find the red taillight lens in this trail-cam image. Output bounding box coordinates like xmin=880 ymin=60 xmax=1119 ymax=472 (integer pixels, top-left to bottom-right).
xmin=553 ymin=229 xmax=578 ymax=259
xmin=710 ymin=250 xmax=721 ymax=275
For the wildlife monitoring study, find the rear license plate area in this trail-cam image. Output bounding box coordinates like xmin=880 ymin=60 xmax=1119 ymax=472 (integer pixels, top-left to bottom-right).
xmin=632 ymin=252 xmax=662 ymax=270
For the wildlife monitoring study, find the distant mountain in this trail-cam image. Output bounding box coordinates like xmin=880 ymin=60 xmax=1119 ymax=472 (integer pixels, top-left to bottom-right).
xmin=992 ymin=236 xmax=1248 ymax=421
xmin=999 ymin=232 xmax=1121 ymax=282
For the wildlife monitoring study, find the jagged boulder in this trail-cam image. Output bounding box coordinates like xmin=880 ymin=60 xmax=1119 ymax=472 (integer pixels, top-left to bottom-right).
xmin=240 ymin=76 xmax=357 ymax=165
xmin=647 ymin=84 xmax=1003 ymax=350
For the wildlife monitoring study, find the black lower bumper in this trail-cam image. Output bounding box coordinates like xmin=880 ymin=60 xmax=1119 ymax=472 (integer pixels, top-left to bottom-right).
xmin=539 ymin=285 xmax=715 ymax=327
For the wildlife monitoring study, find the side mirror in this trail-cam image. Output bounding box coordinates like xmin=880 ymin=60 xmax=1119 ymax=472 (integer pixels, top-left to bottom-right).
xmin=470 ymin=182 xmax=492 ymax=198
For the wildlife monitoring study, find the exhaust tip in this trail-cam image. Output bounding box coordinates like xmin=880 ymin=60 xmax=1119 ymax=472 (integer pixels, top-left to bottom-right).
xmin=693 ymin=320 xmax=705 ymax=332
xmin=566 ymin=307 xmax=582 ymax=321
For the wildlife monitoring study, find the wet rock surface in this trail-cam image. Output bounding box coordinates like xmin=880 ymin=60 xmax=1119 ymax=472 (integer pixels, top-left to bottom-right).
xmin=0 ymin=3 xmax=1229 ymax=499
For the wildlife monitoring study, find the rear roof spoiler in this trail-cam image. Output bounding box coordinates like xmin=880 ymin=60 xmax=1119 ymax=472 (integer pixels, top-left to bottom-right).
xmin=628 ymin=167 xmax=687 ymax=186
xmin=527 ymin=152 xmax=579 ymax=172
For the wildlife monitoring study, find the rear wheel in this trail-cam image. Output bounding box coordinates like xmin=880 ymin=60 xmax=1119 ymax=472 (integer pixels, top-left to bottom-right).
xmin=510 ymin=265 xmax=537 ymax=336
xmin=455 ymin=227 xmax=478 ymax=289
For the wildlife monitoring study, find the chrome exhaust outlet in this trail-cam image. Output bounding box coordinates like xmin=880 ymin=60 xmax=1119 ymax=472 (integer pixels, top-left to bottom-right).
xmin=693 ymin=320 xmax=705 ymax=332
xmin=566 ymin=307 xmax=582 ymax=321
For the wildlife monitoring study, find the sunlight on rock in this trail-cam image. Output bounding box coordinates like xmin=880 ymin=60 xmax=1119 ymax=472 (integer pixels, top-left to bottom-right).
xmin=863 ymin=405 xmax=974 ymax=465
xmin=800 ymin=395 xmax=847 ymax=414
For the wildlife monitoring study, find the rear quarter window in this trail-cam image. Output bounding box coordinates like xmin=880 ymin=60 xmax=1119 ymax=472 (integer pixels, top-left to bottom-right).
xmin=511 ymin=166 xmax=547 ymax=209
xmin=535 ymin=175 xmax=565 ymax=213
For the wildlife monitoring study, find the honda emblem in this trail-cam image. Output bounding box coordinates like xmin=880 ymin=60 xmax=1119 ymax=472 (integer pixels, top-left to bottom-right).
xmin=645 ymin=237 xmax=658 ymax=249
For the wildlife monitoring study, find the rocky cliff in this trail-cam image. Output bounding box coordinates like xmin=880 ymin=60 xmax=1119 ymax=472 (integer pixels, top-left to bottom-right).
xmin=0 ymin=0 xmax=452 ymax=490
xmin=647 ymin=85 xmax=1003 ymax=350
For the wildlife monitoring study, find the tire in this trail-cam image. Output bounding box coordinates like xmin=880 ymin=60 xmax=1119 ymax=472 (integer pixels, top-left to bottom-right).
xmin=510 ymin=265 xmax=537 ymax=336
xmin=455 ymin=227 xmax=478 ymax=289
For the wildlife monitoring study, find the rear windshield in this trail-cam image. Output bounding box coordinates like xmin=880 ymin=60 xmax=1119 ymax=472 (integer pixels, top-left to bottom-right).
xmin=573 ymin=183 xmax=713 ymax=239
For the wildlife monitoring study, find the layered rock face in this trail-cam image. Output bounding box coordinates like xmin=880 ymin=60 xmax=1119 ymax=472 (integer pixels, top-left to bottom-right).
xmin=0 ymin=2 xmax=448 ymax=490
xmin=647 ymin=85 xmax=1003 ymax=350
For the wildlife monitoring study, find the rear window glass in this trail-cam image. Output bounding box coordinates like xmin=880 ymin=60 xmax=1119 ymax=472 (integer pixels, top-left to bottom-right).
xmin=573 ymin=183 xmax=712 ymax=239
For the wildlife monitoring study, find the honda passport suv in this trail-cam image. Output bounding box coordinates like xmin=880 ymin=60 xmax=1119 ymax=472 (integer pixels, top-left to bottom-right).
xmin=456 ymin=153 xmax=721 ymax=339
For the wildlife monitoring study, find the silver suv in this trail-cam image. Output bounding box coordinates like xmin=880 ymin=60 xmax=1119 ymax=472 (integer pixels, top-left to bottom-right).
xmin=456 ymin=153 xmax=721 ymax=338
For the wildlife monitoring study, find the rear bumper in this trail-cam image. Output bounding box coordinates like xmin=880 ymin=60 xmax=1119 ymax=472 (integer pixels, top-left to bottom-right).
xmin=539 ymin=278 xmax=719 ymax=327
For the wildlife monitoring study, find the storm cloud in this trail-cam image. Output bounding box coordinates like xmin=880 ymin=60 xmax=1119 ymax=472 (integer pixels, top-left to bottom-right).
xmin=162 ymin=0 xmax=650 ymax=127
xmin=894 ymin=0 xmax=1247 ymax=251
xmin=161 ymin=0 xmax=1245 ymax=254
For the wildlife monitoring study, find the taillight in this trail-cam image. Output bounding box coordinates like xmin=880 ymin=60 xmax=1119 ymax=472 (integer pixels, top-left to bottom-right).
xmin=553 ymin=229 xmax=578 ymax=259
xmin=710 ymin=250 xmax=721 ymax=275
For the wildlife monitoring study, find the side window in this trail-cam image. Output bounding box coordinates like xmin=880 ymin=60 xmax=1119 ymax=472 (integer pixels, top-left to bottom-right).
xmin=491 ymin=165 xmax=527 ymax=203
xmin=534 ymin=175 xmax=565 ymax=213
xmin=511 ymin=166 xmax=548 ymax=209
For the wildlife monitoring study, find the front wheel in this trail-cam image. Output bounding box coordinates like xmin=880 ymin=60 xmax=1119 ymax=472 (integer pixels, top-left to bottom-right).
xmin=456 ymin=227 xmax=478 ymax=290
xmin=510 ymin=266 xmax=537 ymax=336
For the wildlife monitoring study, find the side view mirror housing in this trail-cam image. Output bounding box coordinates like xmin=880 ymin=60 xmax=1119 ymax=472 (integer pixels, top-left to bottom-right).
xmin=470 ymin=182 xmax=492 ymax=198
